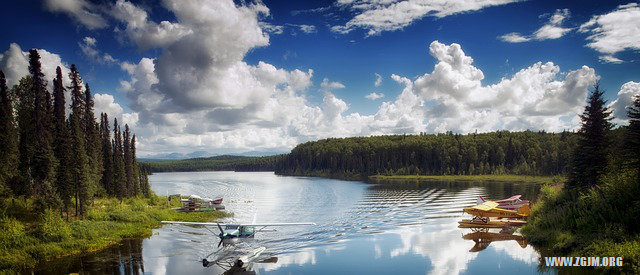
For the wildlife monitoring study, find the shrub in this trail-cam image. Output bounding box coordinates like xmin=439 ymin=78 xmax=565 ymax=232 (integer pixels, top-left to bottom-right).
xmin=35 ymin=210 xmax=71 ymax=242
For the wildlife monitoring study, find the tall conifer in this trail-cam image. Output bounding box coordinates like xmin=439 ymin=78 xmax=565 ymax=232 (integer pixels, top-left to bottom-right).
xmin=0 ymin=71 xmax=18 ymax=195
xmin=84 ymin=84 xmax=102 ymax=198
xmin=113 ymin=118 xmax=126 ymax=201
xmin=100 ymin=113 xmax=114 ymax=196
xmin=28 ymin=49 xmax=58 ymax=211
xmin=68 ymin=64 xmax=90 ymax=217
xmin=15 ymin=76 xmax=35 ymax=197
xmin=626 ymin=95 xmax=640 ymax=185
xmin=53 ymin=67 xmax=72 ymax=214
xmin=123 ymin=124 xmax=132 ymax=197
xmin=568 ymin=84 xmax=613 ymax=189
xmin=130 ymin=134 xmax=140 ymax=196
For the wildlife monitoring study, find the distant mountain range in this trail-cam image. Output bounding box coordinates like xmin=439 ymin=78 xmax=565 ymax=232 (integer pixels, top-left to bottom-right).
xmin=137 ymin=150 xmax=287 ymax=161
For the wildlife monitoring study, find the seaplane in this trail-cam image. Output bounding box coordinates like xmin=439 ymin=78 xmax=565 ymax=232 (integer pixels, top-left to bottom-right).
xmin=477 ymin=195 xmax=530 ymax=210
xmin=161 ymin=220 xmax=316 ymax=247
xmin=458 ymin=200 xmax=530 ymax=228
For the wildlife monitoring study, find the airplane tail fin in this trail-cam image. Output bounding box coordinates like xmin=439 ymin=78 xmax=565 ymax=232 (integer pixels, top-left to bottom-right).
xmin=477 ymin=196 xmax=485 ymax=205
xmin=518 ymin=204 xmax=531 ymax=217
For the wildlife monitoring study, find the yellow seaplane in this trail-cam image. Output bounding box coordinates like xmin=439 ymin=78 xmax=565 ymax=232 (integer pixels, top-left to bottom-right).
xmin=458 ymin=201 xmax=530 ymax=228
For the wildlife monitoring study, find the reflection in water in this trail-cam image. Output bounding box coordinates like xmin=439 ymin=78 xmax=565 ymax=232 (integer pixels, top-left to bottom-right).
xmin=35 ymin=172 xmax=548 ymax=274
xmin=462 ymin=229 xmax=528 ymax=252
xmin=35 ymin=239 xmax=145 ymax=274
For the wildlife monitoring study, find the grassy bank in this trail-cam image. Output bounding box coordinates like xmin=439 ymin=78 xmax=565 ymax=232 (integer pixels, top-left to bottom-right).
xmin=521 ymin=171 xmax=640 ymax=272
xmin=369 ymin=174 xmax=563 ymax=184
xmin=0 ymin=195 xmax=231 ymax=272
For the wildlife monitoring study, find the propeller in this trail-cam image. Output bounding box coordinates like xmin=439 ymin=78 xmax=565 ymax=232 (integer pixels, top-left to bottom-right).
xmin=216 ymin=223 xmax=225 ymax=247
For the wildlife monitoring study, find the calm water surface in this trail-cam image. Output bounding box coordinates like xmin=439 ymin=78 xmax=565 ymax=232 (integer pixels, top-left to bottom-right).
xmin=39 ymin=172 xmax=553 ymax=274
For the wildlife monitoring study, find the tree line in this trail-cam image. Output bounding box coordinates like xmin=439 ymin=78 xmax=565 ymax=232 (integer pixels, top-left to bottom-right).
xmin=275 ymin=130 xmax=579 ymax=178
xmin=140 ymin=155 xmax=284 ymax=173
xmin=0 ymin=49 xmax=150 ymax=218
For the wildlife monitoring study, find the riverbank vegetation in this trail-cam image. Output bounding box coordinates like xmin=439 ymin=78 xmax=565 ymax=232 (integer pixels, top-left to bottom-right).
xmin=140 ymin=154 xmax=284 ymax=173
xmin=0 ymin=51 xmax=172 ymax=272
xmin=0 ymin=195 xmax=230 ymax=271
xmin=522 ymin=86 xmax=640 ymax=272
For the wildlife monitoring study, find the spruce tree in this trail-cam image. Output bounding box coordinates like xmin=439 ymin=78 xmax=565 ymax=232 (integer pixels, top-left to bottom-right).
xmin=626 ymin=95 xmax=640 ymax=185
xmin=53 ymin=67 xmax=73 ymax=214
xmin=130 ymin=134 xmax=140 ymax=196
xmin=14 ymin=76 xmax=35 ymax=197
xmin=123 ymin=124 xmax=133 ymax=197
xmin=28 ymin=49 xmax=58 ymax=211
xmin=68 ymin=64 xmax=90 ymax=217
xmin=568 ymin=84 xmax=613 ymax=189
xmin=0 ymin=71 xmax=18 ymax=196
xmin=84 ymin=84 xmax=102 ymax=198
xmin=100 ymin=113 xmax=114 ymax=196
xmin=113 ymin=118 xmax=126 ymax=201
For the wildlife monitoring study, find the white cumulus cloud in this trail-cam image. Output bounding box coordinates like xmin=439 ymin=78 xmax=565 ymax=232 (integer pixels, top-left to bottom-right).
xmin=79 ymin=36 xmax=119 ymax=64
xmin=366 ymin=92 xmax=385 ymax=100
xmin=374 ymin=73 xmax=382 ymax=87
xmin=333 ymin=0 xmax=520 ymax=36
xmin=609 ymin=81 xmax=640 ymax=122
xmin=499 ymin=9 xmax=572 ymax=43
xmin=44 ymin=0 xmax=107 ymax=29
xmin=579 ymin=3 xmax=640 ymax=63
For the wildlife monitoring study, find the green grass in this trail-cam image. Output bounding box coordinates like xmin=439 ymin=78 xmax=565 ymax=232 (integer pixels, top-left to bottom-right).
xmin=0 ymin=195 xmax=231 ymax=272
xmin=369 ymin=174 xmax=563 ymax=184
xmin=522 ymin=171 xmax=640 ymax=272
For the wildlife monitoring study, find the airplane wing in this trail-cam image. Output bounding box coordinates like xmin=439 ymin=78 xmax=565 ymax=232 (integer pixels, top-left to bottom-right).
xmin=470 ymin=201 xmax=499 ymax=211
xmin=238 ymin=223 xmax=316 ymax=227
xmin=497 ymin=195 xmax=521 ymax=202
xmin=161 ymin=221 xmax=316 ymax=226
xmin=161 ymin=221 xmax=222 ymax=226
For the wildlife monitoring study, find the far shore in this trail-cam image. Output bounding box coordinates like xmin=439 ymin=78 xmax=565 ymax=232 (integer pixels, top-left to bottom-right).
xmin=368 ymin=174 xmax=564 ymax=184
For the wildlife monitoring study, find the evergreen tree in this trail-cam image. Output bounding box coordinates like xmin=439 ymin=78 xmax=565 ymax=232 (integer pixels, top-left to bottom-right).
xmin=52 ymin=67 xmax=73 ymax=214
xmin=113 ymin=118 xmax=126 ymax=201
xmin=100 ymin=113 xmax=114 ymax=196
xmin=84 ymin=84 xmax=102 ymax=198
xmin=68 ymin=64 xmax=90 ymax=217
xmin=626 ymin=95 xmax=640 ymax=185
xmin=14 ymin=76 xmax=35 ymax=197
xmin=28 ymin=49 xmax=58 ymax=211
xmin=123 ymin=124 xmax=133 ymax=197
xmin=568 ymin=84 xmax=613 ymax=189
xmin=130 ymin=134 xmax=141 ymax=196
xmin=0 ymin=71 xmax=18 ymax=196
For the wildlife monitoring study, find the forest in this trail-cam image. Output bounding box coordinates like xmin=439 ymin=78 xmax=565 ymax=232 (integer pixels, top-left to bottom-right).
xmin=0 ymin=49 xmax=150 ymax=219
xmin=140 ymin=154 xmax=284 ymax=172
xmin=274 ymin=130 xmax=590 ymax=178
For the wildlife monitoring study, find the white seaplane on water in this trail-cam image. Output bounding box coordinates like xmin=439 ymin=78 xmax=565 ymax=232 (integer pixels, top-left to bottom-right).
xmin=161 ymin=220 xmax=316 ymax=247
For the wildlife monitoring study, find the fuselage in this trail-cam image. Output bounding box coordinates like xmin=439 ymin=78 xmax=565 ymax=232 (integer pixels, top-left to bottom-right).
xmin=219 ymin=225 xmax=256 ymax=240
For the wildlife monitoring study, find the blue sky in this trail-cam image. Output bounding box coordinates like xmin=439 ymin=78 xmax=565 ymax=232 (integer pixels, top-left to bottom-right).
xmin=1 ymin=0 xmax=639 ymax=156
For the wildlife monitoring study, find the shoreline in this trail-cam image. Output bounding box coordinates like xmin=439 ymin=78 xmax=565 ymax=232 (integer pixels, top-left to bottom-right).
xmin=0 ymin=195 xmax=231 ymax=272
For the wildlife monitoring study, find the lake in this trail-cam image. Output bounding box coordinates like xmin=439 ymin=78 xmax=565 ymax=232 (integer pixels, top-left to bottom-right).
xmin=38 ymin=171 xmax=552 ymax=274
